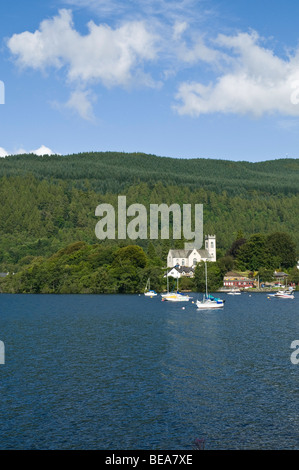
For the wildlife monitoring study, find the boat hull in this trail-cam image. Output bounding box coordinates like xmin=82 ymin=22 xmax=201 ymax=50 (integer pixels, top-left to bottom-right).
xmin=268 ymin=290 xmax=295 ymax=299
xmin=144 ymin=291 xmax=158 ymax=297
xmin=271 ymin=294 xmax=294 ymax=299
xmin=196 ymin=300 xmax=224 ymax=309
xmin=162 ymin=293 xmax=191 ymax=302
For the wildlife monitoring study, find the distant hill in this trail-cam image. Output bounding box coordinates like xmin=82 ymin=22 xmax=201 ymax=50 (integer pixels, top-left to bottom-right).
xmin=1 ymin=152 xmax=299 ymax=195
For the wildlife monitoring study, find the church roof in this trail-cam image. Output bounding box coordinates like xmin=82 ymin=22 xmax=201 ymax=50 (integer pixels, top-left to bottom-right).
xmin=168 ymin=249 xmax=193 ymax=258
xmin=197 ymin=249 xmax=212 ymax=258
xmin=169 ymin=248 xmax=212 ymax=258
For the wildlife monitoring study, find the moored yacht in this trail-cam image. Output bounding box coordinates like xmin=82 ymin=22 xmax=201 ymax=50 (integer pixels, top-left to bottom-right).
xmin=196 ymin=262 xmax=224 ymax=310
xmin=268 ymin=289 xmax=294 ymax=299
xmin=144 ymin=278 xmax=158 ymax=297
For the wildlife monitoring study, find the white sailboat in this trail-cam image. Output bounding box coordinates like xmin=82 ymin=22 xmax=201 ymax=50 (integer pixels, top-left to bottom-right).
xmin=161 ymin=272 xmax=191 ymax=302
xmin=196 ymin=262 xmax=224 ymax=309
xmin=144 ymin=278 xmax=158 ymax=297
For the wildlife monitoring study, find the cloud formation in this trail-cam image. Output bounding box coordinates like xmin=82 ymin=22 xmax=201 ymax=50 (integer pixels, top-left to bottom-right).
xmin=0 ymin=147 xmax=8 ymax=158
xmin=7 ymin=9 xmax=159 ymax=119
xmin=31 ymin=145 xmax=56 ymax=156
xmin=7 ymin=9 xmax=158 ymax=88
xmin=0 ymin=145 xmax=56 ymax=157
xmin=7 ymin=7 xmax=299 ymax=120
xmin=174 ymin=31 xmax=299 ymax=117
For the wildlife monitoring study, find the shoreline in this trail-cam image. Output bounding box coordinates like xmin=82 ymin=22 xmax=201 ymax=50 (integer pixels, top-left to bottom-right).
xmin=0 ymin=288 xmax=297 ymax=295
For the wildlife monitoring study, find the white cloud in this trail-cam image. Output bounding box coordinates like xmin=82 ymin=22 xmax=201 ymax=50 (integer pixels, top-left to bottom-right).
xmin=0 ymin=146 xmax=56 ymax=157
xmin=7 ymin=8 xmax=160 ymax=119
xmin=0 ymin=147 xmax=8 ymax=158
xmin=7 ymin=9 xmax=158 ymax=88
xmin=7 ymin=6 xmax=299 ymax=120
xmin=172 ymin=21 xmax=188 ymax=41
xmin=177 ymin=36 xmax=225 ymax=66
xmin=31 ymin=145 xmax=56 ymax=156
xmin=64 ymin=89 xmax=96 ymax=121
xmin=174 ymin=31 xmax=299 ymax=117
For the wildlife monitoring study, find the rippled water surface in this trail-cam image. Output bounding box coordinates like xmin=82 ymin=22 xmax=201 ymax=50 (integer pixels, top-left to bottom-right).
xmin=0 ymin=293 xmax=298 ymax=449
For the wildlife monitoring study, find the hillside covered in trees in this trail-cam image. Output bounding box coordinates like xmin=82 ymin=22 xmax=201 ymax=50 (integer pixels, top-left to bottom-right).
xmin=0 ymin=152 xmax=298 ymax=282
xmin=1 ymin=151 xmax=299 ymax=195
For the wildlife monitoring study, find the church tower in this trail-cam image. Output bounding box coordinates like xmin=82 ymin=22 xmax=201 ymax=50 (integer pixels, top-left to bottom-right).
xmin=205 ymin=234 xmax=216 ymax=262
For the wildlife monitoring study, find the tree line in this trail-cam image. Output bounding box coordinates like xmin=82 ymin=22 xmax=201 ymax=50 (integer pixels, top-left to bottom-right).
xmin=0 ymin=230 xmax=297 ymax=294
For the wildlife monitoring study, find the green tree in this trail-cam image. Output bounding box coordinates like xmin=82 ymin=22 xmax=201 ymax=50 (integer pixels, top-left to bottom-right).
xmin=194 ymin=261 xmax=223 ymax=292
xmin=113 ymin=245 xmax=147 ymax=269
xmin=236 ymin=234 xmax=268 ymax=271
xmin=226 ymin=237 xmax=247 ymax=258
xmin=266 ymin=232 xmax=297 ymax=269
xmin=258 ymin=267 xmax=274 ymax=283
xmin=288 ymin=266 xmax=299 ymax=284
xmin=217 ymin=255 xmax=234 ymax=274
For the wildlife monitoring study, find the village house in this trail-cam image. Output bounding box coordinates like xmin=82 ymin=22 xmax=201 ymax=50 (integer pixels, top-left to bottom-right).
xmin=166 ymin=266 xmax=195 ymax=278
xmin=273 ymin=271 xmax=288 ymax=286
xmin=223 ymin=271 xmax=255 ymax=289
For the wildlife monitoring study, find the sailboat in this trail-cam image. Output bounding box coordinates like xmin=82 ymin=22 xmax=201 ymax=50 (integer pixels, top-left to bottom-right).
xmin=144 ymin=278 xmax=158 ymax=297
xmin=161 ymin=272 xmax=191 ymax=302
xmin=196 ymin=262 xmax=224 ymax=309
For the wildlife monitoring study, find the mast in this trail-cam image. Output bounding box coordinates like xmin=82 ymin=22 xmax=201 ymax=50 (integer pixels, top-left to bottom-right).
xmin=205 ymin=261 xmax=208 ymax=298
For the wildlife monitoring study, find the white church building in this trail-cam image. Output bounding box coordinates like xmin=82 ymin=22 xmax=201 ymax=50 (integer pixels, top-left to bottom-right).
xmin=167 ymin=235 xmax=216 ymax=272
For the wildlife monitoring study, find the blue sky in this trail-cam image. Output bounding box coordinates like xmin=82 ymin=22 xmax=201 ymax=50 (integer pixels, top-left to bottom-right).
xmin=1 ymin=0 xmax=299 ymax=161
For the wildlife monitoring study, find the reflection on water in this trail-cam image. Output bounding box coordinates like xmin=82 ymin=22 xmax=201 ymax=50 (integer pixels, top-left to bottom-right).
xmin=0 ymin=293 xmax=298 ymax=449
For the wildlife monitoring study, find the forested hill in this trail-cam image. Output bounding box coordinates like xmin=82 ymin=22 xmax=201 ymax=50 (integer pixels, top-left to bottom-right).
xmin=1 ymin=152 xmax=299 ymax=195
xmin=0 ymin=152 xmax=298 ymax=274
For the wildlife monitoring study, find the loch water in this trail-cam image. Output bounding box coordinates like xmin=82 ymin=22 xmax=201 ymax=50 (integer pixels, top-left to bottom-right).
xmin=0 ymin=293 xmax=298 ymax=450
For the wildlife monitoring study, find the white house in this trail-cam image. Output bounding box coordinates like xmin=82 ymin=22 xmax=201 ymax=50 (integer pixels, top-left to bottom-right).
xmin=166 ymin=266 xmax=195 ymax=278
xmin=167 ymin=235 xmax=216 ymax=269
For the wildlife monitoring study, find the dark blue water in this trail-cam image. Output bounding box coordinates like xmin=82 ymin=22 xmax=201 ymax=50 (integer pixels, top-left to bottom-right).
xmin=0 ymin=293 xmax=298 ymax=450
